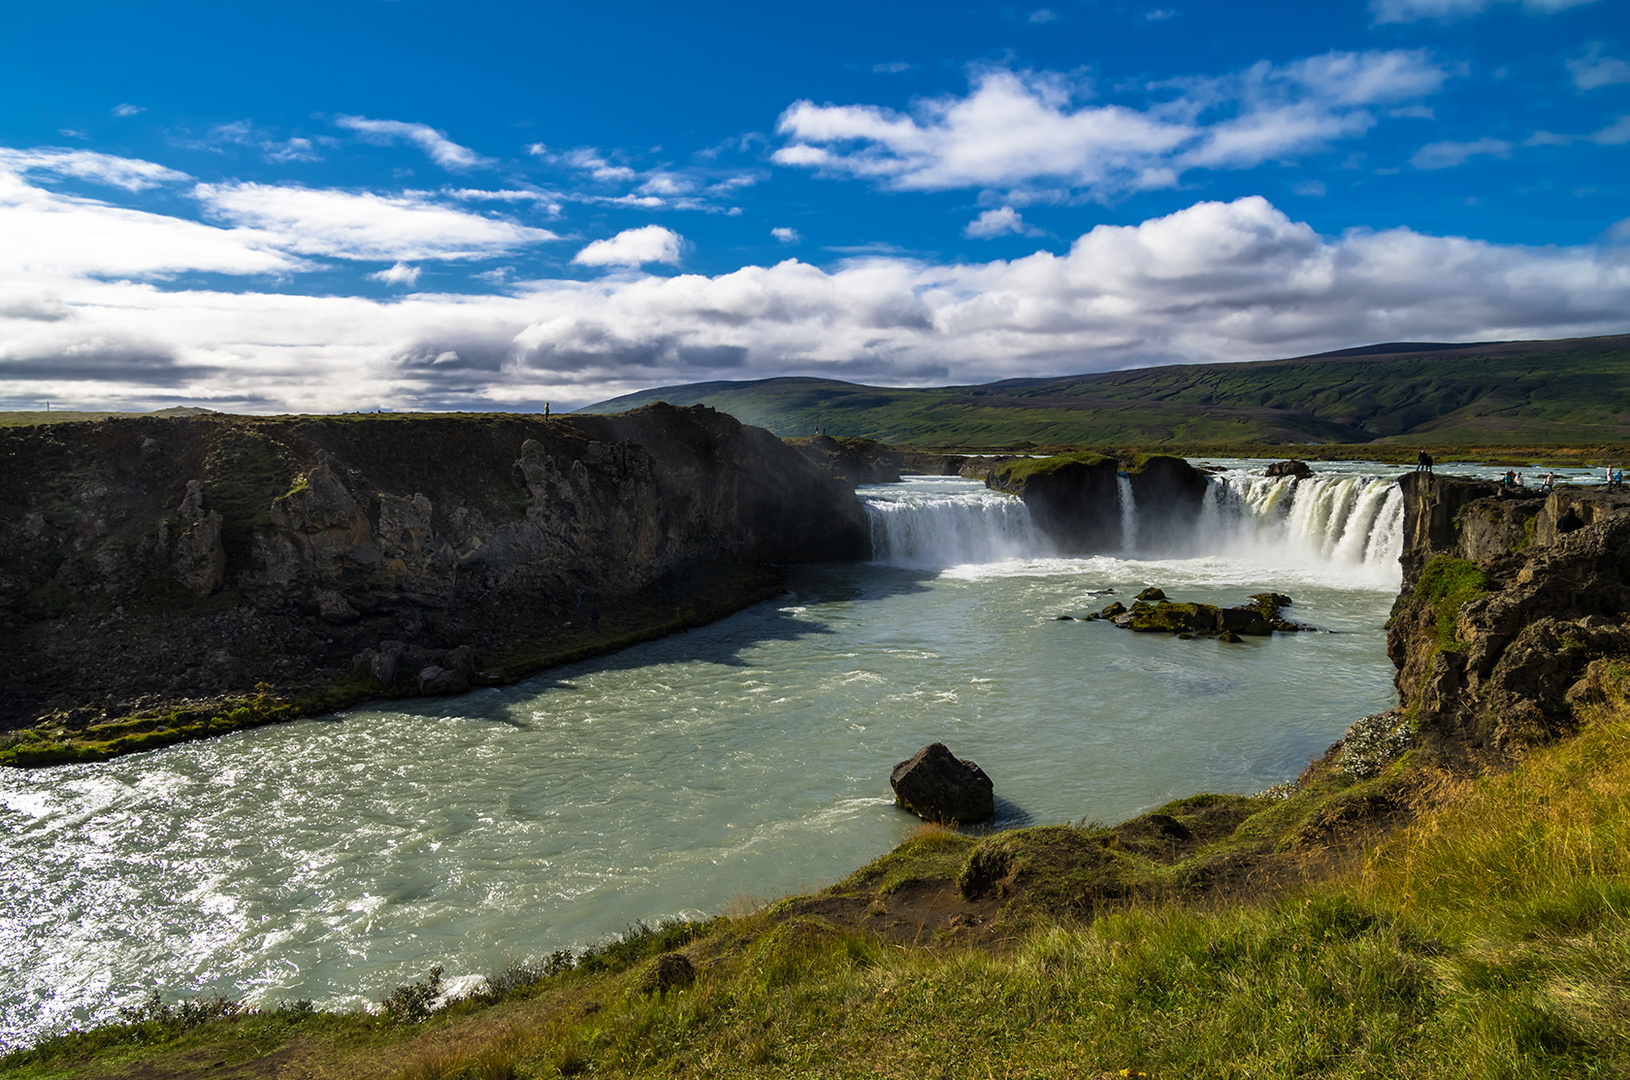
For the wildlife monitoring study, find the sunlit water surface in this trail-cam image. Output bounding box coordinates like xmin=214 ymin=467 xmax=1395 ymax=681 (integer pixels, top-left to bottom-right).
xmin=0 ymin=460 xmax=1592 ymax=1047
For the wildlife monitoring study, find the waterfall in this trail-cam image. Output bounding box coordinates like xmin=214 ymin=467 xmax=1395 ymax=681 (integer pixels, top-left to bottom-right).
xmin=860 ymin=470 xmax=1404 ymax=573
xmin=1208 ymin=472 xmax=1404 ymax=571
xmin=864 ymin=483 xmax=1044 ymax=568
xmin=1116 ymin=474 xmax=1138 ymax=553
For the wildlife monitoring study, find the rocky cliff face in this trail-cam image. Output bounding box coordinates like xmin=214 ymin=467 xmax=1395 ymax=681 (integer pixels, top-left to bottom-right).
xmin=985 ymin=453 xmax=1208 ymax=553
xmin=1387 ymin=475 xmax=1630 ymax=767
xmin=0 ymin=405 xmax=868 ymax=728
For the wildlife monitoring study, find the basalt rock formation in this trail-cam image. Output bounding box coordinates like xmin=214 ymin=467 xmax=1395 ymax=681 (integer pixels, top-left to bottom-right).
xmin=785 ymin=434 xmax=904 ymax=486
xmin=1385 ymin=475 xmax=1630 ymax=768
xmin=0 ymin=404 xmax=868 ymax=736
xmin=984 ymin=452 xmax=1208 ymax=553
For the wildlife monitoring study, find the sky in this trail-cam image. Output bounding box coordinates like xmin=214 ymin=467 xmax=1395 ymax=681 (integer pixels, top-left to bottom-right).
xmin=1 ymin=0 xmax=1627 ymax=414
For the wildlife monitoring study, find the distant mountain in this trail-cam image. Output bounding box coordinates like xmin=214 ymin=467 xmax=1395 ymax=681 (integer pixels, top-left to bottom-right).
xmin=581 ymin=335 xmax=1630 ymax=446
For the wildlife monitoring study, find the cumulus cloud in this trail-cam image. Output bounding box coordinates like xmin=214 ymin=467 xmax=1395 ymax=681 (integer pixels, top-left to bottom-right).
xmin=772 ymin=227 xmax=804 ymax=244
xmin=1410 ymin=136 xmax=1514 ymax=169
xmin=194 ymin=182 xmax=561 ymax=261
xmin=1568 ymin=43 xmax=1630 ymax=91
xmin=573 ymin=225 xmax=686 ymax=268
xmin=4 ymin=178 xmax=1628 ymax=413
xmin=334 ymin=115 xmax=493 ymax=170
xmin=1371 ymin=0 xmax=1599 ymax=21
xmin=773 ymin=51 xmax=1448 ymax=199
xmin=369 ymin=262 xmax=421 ymax=287
xmin=964 ymin=206 xmax=1040 ymax=238
xmin=112 ymin=103 xmax=144 ymax=117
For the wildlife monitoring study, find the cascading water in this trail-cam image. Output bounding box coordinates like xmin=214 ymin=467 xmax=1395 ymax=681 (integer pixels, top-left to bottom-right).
xmin=863 ymin=477 xmax=1044 ymax=568
xmin=1203 ymin=470 xmax=1405 ymax=573
xmin=1117 ymin=474 xmax=1138 ymax=552
xmin=865 ymin=467 xmax=1405 ymax=576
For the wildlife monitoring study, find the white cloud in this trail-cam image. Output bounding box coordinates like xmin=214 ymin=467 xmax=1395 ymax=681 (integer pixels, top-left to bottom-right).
xmin=1410 ymin=137 xmax=1514 ymax=169
xmin=1371 ymin=0 xmax=1599 ymax=22
xmin=5 ymin=178 xmax=1628 ymax=414
xmin=112 ymin=103 xmax=144 ymax=117
xmin=1592 ymin=115 xmax=1630 ymax=144
xmin=0 ymin=169 xmax=303 ymax=282
xmin=1029 ymin=9 xmax=1058 ymax=23
xmin=211 ymin=121 xmax=324 ymax=164
xmin=773 ymin=52 xmax=1448 ymax=200
xmin=964 ymin=206 xmax=1039 ymax=238
xmin=772 ymin=227 xmax=804 ymax=244
xmin=370 ymin=263 xmax=421 ymax=287
xmin=1146 ymin=8 xmax=1177 ymax=19
xmin=334 ymin=115 xmax=492 ymax=170
xmin=194 ymin=183 xmax=561 ymax=261
xmin=874 ymin=62 xmax=913 ymax=74
xmin=0 ymin=148 xmax=190 ymax=191
xmin=1294 ymin=180 xmax=1327 ymax=196
xmin=1569 ymin=43 xmax=1630 ymax=91
xmin=561 ymin=148 xmax=637 ymax=182
xmin=572 ymin=225 xmax=686 ymax=268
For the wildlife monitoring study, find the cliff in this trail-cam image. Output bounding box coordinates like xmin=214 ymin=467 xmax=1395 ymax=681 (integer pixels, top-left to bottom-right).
xmin=984 ymin=452 xmax=1208 ymax=552
xmin=0 ymin=405 xmax=868 ymax=751
xmin=1386 ymin=475 xmax=1630 ymax=767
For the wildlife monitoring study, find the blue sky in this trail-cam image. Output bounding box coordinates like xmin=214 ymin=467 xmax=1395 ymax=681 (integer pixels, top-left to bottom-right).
xmin=1 ymin=0 xmax=1626 ymax=412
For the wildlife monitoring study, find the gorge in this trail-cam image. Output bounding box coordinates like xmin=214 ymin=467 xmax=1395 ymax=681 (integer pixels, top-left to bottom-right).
xmin=2 ymin=409 xmax=1626 ymax=1053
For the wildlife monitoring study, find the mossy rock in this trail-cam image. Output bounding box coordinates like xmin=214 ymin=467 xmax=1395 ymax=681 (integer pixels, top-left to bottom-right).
xmin=957 ymin=826 xmax=1139 ymax=915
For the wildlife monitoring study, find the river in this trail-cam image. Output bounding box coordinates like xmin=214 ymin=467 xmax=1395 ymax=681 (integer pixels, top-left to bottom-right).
xmin=0 ymin=459 xmax=1598 ymax=1047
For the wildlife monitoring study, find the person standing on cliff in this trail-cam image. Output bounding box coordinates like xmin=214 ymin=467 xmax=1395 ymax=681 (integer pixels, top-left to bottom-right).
xmin=1415 ymin=450 xmax=1433 ymax=474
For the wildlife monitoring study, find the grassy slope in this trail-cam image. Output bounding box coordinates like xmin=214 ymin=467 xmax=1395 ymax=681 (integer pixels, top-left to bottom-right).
xmin=583 ymin=335 xmax=1630 ymax=447
xmin=11 ymin=684 xmax=1630 ymax=1079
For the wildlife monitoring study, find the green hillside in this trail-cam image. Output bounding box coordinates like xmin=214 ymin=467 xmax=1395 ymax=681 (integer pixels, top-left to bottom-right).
xmin=583 ymin=335 xmax=1630 ymax=447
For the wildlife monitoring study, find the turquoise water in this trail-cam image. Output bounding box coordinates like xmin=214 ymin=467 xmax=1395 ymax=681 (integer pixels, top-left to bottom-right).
xmin=3 ymin=462 xmax=1547 ymax=1047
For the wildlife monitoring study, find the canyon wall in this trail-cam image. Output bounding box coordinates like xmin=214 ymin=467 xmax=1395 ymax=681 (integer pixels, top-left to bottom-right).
xmin=983 ymin=452 xmax=1209 ymax=552
xmin=0 ymin=405 xmax=867 ymax=729
xmin=1387 ymin=475 xmax=1630 ymax=767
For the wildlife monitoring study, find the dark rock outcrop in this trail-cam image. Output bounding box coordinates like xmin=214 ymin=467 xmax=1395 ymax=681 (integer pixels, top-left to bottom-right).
xmin=899 ymin=451 xmax=970 ymax=476
xmin=0 ymin=404 xmax=869 ymax=729
xmin=890 ymin=742 xmax=995 ymax=824
xmin=1265 ymin=459 xmax=1313 ymax=479
xmin=786 ymin=435 xmax=904 ymax=486
xmin=1389 ymin=475 xmax=1630 ymax=766
xmin=986 ymin=453 xmax=1120 ymax=552
xmin=1087 ymin=591 xmax=1300 ymax=637
xmin=985 ymin=453 xmax=1209 ymax=554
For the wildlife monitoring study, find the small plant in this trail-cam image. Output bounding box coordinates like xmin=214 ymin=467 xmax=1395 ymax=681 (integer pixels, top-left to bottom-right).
xmin=380 ymin=966 xmax=445 ymax=1023
xmin=115 ymin=989 xmax=246 ymax=1031
xmin=1340 ymin=712 xmax=1414 ymax=778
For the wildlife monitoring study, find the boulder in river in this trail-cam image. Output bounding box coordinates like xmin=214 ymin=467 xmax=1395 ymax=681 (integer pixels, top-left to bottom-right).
xmin=1265 ymin=459 xmax=1313 ymax=479
xmin=1135 ymin=587 xmax=1167 ymax=602
xmin=890 ymin=743 xmax=995 ymax=824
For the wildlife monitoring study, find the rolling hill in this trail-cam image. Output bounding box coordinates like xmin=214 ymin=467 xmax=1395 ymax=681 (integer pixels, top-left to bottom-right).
xmin=582 ymin=335 xmax=1630 ymax=447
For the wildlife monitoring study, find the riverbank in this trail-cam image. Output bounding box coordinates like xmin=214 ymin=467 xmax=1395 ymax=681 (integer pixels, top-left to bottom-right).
xmin=0 ymin=562 xmax=783 ymax=768
xmin=1 ymin=405 xmax=866 ymax=763
xmin=7 ymin=688 xmax=1627 ymax=1078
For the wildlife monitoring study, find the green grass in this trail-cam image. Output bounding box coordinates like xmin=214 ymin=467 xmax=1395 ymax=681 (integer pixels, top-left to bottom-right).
xmin=1410 ymin=556 xmax=1492 ymax=652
